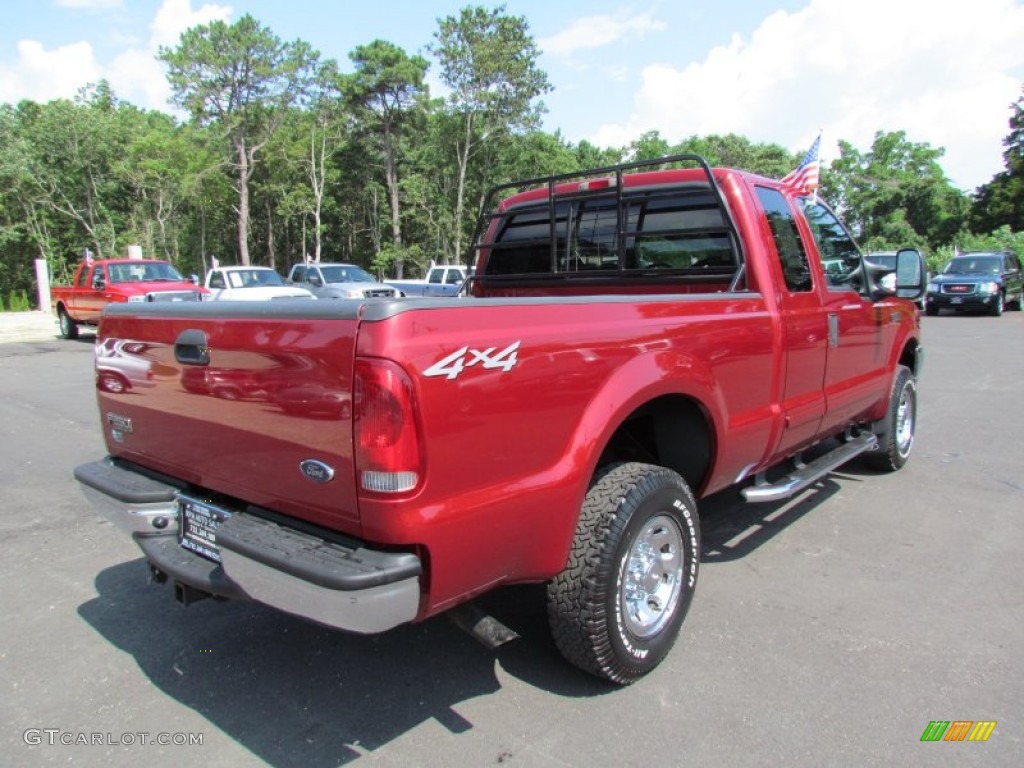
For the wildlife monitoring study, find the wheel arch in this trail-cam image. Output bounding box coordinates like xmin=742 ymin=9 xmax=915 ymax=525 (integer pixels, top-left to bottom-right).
xmin=576 ymin=352 xmax=722 ymax=503
xmin=898 ymin=336 xmax=922 ymax=379
xmin=595 ymin=395 xmax=715 ymax=495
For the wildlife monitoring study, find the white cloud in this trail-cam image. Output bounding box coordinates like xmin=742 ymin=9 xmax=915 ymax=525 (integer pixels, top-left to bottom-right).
xmin=0 ymin=40 xmax=102 ymax=104
xmin=105 ymin=0 xmax=231 ymax=111
xmin=108 ymin=48 xmax=171 ymax=112
xmin=150 ymin=0 xmax=232 ymax=50
xmin=588 ymin=0 xmax=1024 ymax=190
xmin=0 ymin=0 xmax=232 ymax=112
xmin=604 ymin=65 xmax=630 ymax=83
xmin=539 ymin=11 xmax=666 ymax=58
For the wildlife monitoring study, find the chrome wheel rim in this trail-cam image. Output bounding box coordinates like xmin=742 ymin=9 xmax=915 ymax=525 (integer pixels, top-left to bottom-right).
xmin=620 ymin=514 xmax=684 ymax=638
xmin=895 ymin=382 xmax=915 ymax=456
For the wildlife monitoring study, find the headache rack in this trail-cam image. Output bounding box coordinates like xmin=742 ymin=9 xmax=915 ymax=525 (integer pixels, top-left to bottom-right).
xmin=467 ymin=154 xmax=748 ymax=294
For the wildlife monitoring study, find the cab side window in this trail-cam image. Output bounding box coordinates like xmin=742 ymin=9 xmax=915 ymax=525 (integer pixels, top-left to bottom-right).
xmin=755 ymin=186 xmax=812 ymax=292
xmin=801 ymin=200 xmax=862 ymax=287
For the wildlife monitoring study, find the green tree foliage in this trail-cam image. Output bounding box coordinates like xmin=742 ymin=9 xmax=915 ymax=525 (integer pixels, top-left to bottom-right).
xmin=264 ymin=60 xmax=348 ymax=266
xmin=970 ymin=88 xmax=1024 ymax=235
xmin=343 ymin=40 xmax=429 ymax=276
xmin=675 ymin=133 xmax=795 ymax=178
xmin=822 ymin=130 xmax=969 ymax=252
xmin=160 ymin=14 xmax=319 ymax=265
xmin=429 ymin=4 xmax=552 ymax=260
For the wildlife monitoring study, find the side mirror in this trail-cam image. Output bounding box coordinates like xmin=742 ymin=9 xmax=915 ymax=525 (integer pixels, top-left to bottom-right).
xmin=93 ymin=276 xmax=105 ymax=290
xmin=308 ymin=274 xmax=323 ymax=287
xmin=894 ymin=248 xmax=926 ymax=299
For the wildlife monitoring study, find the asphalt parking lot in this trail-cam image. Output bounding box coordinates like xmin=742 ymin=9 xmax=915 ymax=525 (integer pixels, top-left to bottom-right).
xmin=1 ymin=312 xmax=1021 ymax=767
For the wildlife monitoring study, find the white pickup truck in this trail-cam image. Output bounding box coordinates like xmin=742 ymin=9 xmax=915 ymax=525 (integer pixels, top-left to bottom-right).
xmin=205 ymin=266 xmax=315 ymax=300
xmin=385 ymin=265 xmax=468 ymax=297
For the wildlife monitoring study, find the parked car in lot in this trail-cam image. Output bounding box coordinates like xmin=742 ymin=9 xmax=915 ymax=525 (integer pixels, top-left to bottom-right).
xmin=385 ymin=264 xmax=468 ymax=297
xmin=205 ymin=266 xmax=314 ymax=300
xmin=52 ymin=258 xmax=205 ymax=339
xmin=95 ymin=339 xmax=157 ymax=394
xmin=287 ymin=263 xmax=399 ymax=299
xmin=867 ymin=252 xmax=925 ymax=309
xmin=925 ymin=251 xmax=1023 ymax=316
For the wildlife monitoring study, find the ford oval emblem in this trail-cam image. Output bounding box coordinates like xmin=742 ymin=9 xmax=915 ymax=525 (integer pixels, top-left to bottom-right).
xmin=299 ymin=459 xmax=335 ymax=484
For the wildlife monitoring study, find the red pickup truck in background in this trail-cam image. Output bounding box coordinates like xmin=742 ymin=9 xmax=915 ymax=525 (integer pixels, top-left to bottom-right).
xmin=51 ymin=258 xmax=205 ymax=339
xmin=74 ymin=156 xmax=926 ymax=684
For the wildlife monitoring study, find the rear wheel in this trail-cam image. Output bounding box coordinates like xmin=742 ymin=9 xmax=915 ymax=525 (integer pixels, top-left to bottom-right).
xmin=58 ymin=307 xmax=79 ymax=340
xmin=547 ymin=462 xmax=700 ymax=685
xmin=866 ymin=365 xmax=916 ymax=471
xmin=97 ymin=371 xmax=128 ymax=394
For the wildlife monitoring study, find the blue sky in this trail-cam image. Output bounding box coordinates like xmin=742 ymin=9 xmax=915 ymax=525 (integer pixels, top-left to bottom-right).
xmin=2 ymin=0 xmax=1023 ymax=191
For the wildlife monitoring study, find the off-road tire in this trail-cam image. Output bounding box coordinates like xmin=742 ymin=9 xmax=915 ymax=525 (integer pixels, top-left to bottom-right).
xmin=865 ymin=365 xmax=916 ymax=471
xmin=547 ymin=462 xmax=700 ymax=685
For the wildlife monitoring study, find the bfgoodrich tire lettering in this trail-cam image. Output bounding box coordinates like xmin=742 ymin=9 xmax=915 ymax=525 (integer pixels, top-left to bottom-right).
xmin=546 ymin=462 xmax=700 ymax=685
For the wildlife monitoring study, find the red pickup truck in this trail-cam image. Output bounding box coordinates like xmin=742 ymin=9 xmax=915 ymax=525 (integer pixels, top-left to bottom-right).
xmin=52 ymin=258 xmax=205 ymax=339
xmin=74 ymin=156 xmax=926 ymax=684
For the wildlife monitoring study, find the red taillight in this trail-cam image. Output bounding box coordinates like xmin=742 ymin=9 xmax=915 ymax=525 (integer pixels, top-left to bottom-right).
xmin=354 ymin=358 xmax=422 ymax=494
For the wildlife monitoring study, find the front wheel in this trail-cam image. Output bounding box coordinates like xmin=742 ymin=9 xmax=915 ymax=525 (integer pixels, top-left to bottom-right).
xmin=865 ymin=365 xmax=916 ymax=471
xmin=547 ymin=462 xmax=700 ymax=685
xmin=990 ymin=292 xmax=1004 ymax=316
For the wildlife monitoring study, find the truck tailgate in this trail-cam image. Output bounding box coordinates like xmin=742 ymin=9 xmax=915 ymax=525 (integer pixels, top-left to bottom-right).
xmin=95 ymin=301 xmax=363 ymax=535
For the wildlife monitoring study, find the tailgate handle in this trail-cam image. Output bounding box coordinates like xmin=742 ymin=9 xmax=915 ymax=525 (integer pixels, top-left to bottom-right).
xmin=175 ymin=329 xmax=210 ymax=366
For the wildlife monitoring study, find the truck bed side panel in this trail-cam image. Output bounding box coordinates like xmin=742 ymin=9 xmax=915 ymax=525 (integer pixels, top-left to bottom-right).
xmin=355 ymin=295 xmax=777 ymax=614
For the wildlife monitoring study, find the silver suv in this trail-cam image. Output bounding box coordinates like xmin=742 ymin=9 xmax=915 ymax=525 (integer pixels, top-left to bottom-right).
xmin=287 ymin=263 xmax=399 ymax=299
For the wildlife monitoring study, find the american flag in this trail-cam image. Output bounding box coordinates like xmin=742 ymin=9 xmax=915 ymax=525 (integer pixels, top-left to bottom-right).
xmin=780 ymin=133 xmax=821 ymax=196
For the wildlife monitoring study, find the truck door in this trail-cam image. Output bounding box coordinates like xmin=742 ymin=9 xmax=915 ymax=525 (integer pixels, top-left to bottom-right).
xmin=423 ymin=267 xmax=445 ymax=296
xmin=754 ymin=186 xmax=827 ymax=458
xmin=79 ymin=263 xmax=108 ymax=322
xmin=799 ymin=200 xmax=894 ymax=432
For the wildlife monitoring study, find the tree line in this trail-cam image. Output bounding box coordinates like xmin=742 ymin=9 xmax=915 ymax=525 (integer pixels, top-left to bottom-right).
xmin=0 ymin=6 xmax=1020 ymax=309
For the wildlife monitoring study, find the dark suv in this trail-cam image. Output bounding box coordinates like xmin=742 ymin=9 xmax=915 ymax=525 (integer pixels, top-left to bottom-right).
xmin=925 ymin=251 xmax=1023 ymax=316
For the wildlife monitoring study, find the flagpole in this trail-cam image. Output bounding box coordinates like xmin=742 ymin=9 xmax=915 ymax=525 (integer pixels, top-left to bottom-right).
xmin=813 ymin=128 xmax=822 ymax=204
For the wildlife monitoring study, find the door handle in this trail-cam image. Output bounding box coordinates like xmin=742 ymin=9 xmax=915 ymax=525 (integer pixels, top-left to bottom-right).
xmin=174 ymin=329 xmax=210 ymax=365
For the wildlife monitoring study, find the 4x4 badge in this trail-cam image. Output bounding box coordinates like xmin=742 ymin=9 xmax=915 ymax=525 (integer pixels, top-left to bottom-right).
xmin=424 ymin=341 xmax=520 ymax=380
